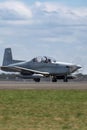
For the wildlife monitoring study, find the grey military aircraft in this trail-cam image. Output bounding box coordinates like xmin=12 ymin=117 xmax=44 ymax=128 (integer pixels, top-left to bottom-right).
xmin=0 ymin=48 xmax=81 ymax=82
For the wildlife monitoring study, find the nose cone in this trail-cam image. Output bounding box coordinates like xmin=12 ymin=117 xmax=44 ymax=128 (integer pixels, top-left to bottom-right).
xmin=69 ymin=65 xmax=82 ymax=73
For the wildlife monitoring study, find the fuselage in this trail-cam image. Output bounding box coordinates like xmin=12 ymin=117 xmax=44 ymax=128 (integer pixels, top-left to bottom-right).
xmin=7 ymin=59 xmax=81 ymax=76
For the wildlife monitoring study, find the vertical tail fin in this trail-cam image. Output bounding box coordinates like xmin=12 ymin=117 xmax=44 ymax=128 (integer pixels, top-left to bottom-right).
xmin=2 ymin=48 xmax=24 ymax=66
xmin=3 ymin=48 xmax=13 ymax=66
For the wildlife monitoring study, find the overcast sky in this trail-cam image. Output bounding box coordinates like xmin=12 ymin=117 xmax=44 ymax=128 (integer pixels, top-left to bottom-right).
xmin=0 ymin=0 xmax=87 ymax=73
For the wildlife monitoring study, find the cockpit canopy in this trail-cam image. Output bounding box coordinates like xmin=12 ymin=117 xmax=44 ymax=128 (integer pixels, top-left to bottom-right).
xmin=31 ymin=56 xmax=56 ymax=63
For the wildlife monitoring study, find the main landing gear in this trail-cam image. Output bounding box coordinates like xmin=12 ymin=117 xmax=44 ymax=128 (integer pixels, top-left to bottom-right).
xmin=52 ymin=76 xmax=68 ymax=82
xmin=33 ymin=76 xmax=68 ymax=82
xmin=52 ymin=77 xmax=57 ymax=82
xmin=34 ymin=78 xmax=40 ymax=82
xmin=63 ymin=76 xmax=68 ymax=82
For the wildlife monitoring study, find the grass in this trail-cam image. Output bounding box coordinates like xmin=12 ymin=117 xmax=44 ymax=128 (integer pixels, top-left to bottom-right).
xmin=0 ymin=90 xmax=87 ymax=130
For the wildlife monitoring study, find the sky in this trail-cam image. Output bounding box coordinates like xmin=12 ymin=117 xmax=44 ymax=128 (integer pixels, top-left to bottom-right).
xmin=0 ymin=0 xmax=87 ymax=74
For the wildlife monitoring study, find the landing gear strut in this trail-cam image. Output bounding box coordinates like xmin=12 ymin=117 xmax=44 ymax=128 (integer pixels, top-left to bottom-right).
xmin=63 ymin=76 xmax=68 ymax=82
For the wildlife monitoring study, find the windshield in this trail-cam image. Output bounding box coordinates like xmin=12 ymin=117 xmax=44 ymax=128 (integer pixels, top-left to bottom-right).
xmin=31 ymin=56 xmax=56 ymax=63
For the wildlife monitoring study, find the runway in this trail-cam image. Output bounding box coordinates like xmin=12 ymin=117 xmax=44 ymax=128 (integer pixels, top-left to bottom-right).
xmin=0 ymin=81 xmax=87 ymax=90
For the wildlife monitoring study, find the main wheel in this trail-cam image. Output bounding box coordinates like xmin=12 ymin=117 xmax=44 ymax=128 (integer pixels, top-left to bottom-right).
xmin=34 ymin=78 xmax=40 ymax=82
xmin=52 ymin=77 xmax=57 ymax=82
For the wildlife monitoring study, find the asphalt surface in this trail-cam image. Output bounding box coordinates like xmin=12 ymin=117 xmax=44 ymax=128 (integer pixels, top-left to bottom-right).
xmin=0 ymin=81 xmax=87 ymax=90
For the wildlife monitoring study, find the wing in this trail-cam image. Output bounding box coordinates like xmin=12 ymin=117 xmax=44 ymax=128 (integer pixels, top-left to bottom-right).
xmin=1 ymin=66 xmax=49 ymax=76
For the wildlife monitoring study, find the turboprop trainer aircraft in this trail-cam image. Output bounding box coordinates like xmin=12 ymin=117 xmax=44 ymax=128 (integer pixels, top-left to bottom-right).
xmin=0 ymin=48 xmax=81 ymax=82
